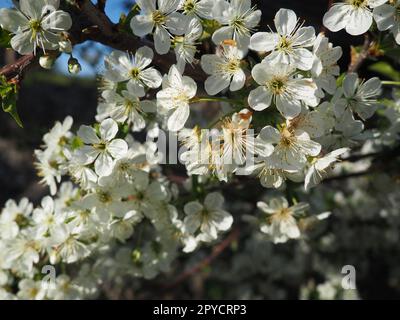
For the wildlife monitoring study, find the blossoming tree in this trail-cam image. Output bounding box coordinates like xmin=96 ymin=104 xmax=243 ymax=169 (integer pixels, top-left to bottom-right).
xmin=0 ymin=0 xmax=399 ymax=299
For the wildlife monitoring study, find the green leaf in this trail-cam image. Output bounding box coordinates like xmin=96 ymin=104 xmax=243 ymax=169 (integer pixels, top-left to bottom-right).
xmin=368 ymin=61 xmax=400 ymax=81
xmin=336 ymin=73 xmax=346 ymax=87
xmin=200 ymin=19 xmax=221 ymax=41
xmin=119 ymin=4 xmax=140 ymax=33
xmin=0 ymin=27 xmax=12 ymax=48
xmin=0 ymin=76 xmax=23 ymax=127
xmin=71 ymin=136 xmax=84 ymax=150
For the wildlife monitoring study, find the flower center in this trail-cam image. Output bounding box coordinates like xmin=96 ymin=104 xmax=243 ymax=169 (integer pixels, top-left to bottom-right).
xmin=152 ymin=10 xmax=166 ymax=25
xmin=270 ymin=208 xmax=292 ymax=223
xmin=218 ymin=58 xmax=241 ymax=75
xmin=28 ymin=287 xmax=39 ymax=298
xmin=98 ymin=191 xmax=112 ymax=203
xmin=118 ymin=161 xmax=131 ymax=172
xmin=174 ymin=91 xmax=190 ymax=104
xmin=183 ymin=0 xmax=196 ymax=14
xmin=29 ymin=19 xmax=42 ymax=33
xmin=15 ymin=213 xmax=30 ymax=228
xmin=268 ymin=77 xmax=287 ymax=95
xmin=131 ymin=249 xmax=143 ymax=267
xmin=279 ymin=127 xmax=295 ymax=147
xmin=231 ymin=16 xmax=248 ymax=35
xmin=349 ymin=0 xmax=368 ymax=8
xmin=124 ymin=99 xmax=140 ymax=115
xmin=277 ymin=36 xmax=292 ymax=52
xmin=93 ymin=142 xmax=107 ymax=150
xmin=129 ymin=68 xmax=140 ymax=79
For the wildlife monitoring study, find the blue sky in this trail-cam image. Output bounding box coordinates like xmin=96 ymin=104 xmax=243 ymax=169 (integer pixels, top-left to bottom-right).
xmin=0 ymin=0 xmax=131 ymax=77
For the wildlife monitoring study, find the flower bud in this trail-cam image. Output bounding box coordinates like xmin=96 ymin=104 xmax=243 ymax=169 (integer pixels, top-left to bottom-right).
xmin=39 ymin=55 xmax=56 ymax=69
xmin=68 ymin=57 xmax=81 ymax=75
xmin=59 ymin=39 xmax=72 ymax=53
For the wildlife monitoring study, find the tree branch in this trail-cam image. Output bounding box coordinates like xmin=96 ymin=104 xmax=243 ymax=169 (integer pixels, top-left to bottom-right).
xmin=75 ymin=0 xmax=113 ymax=37
xmin=348 ymin=33 xmax=371 ymax=73
xmin=97 ymin=0 xmax=107 ymax=12
xmin=162 ymin=228 xmax=240 ymax=291
xmin=0 ymin=53 xmax=35 ymax=81
xmin=0 ymin=2 xmax=206 ymax=83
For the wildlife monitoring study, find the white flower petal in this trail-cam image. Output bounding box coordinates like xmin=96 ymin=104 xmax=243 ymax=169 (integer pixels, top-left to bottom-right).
xmin=100 ymin=118 xmax=118 ymax=141
xmin=154 ymin=26 xmax=171 ymax=54
xmin=11 ymin=31 xmax=35 ymax=55
xmin=205 ymin=192 xmax=224 ymax=210
xmin=77 ymin=125 xmax=100 ymax=144
xmin=230 ymin=70 xmax=246 ymax=91
xmin=276 ymin=95 xmax=302 ymax=119
xmin=135 ymin=46 xmax=153 ymax=69
xmin=204 ymin=75 xmax=230 ymax=95
xmin=42 ymin=11 xmax=72 ymax=32
xmin=343 ymin=73 xmax=359 ymax=97
xmin=248 ymin=86 xmax=273 ymax=111
xmin=0 ymin=9 xmax=29 ymax=33
xmin=95 ymin=153 xmax=114 ymax=176
xmin=323 ymin=4 xmax=351 ymax=32
xmin=249 ymin=32 xmax=279 ymax=52
xmin=167 ymin=104 xmax=190 ymax=131
xmin=346 ymin=8 xmax=373 ymax=36
xmin=108 ymin=139 xmax=128 ymax=159
xmin=184 ymin=201 xmax=203 ymax=215
xmin=141 ymin=67 xmax=163 ymax=88
xmin=127 ymin=80 xmax=146 ymax=97
xmin=259 ymin=126 xmax=281 ymax=144
xmin=274 ymin=8 xmax=297 ymax=35
xmin=211 ymin=26 xmax=233 ymax=45
xmin=211 ymin=210 xmax=233 ymax=231
xmin=136 ymin=0 xmax=156 ymax=12
xmin=292 ymin=48 xmax=314 ymax=70
xmin=130 ymin=14 xmax=154 ymax=36
xmin=373 ymin=4 xmax=395 ymax=31
xmin=200 ymin=54 xmax=218 ymax=75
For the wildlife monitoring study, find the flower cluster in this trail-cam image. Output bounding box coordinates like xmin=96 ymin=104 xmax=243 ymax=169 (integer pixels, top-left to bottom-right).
xmin=1 ymin=0 xmax=399 ymax=299
xmin=0 ymin=0 xmax=72 ymax=55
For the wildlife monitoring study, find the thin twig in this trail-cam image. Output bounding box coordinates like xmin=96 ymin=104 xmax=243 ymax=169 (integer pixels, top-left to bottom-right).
xmin=0 ymin=53 xmax=35 ymax=81
xmin=348 ymin=33 xmax=371 ymax=73
xmin=162 ymin=228 xmax=240 ymax=291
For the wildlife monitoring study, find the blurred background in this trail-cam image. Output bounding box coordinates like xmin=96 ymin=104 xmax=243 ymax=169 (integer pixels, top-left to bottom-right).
xmin=1 ymin=0 xmax=399 ymax=300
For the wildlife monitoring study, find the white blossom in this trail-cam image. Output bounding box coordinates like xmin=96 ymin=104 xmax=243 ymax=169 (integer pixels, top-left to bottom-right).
xmin=249 ymin=61 xmax=318 ymax=118
xmin=373 ymin=1 xmax=400 ymax=44
xmin=250 ymin=8 xmax=316 ymax=71
xmin=0 ymin=0 xmax=72 ymax=54
xmin=184 ymin=192 xmax=233 ymax=241
xmin=201 ymin=43 xmax=246 ymax=95
xmin=257 ymin=197 xmax=309 ymax=243
xmin=104 ymin=47 xmax=162 ymax=97
xmin=304 ymin=148 xmax=349 ymax=190
xmin=173 ymin=17 xmax=203 ymax=72
xmin=323 ymin=0 xmax=388 ymax=36
xmin=212 ymin=0 xmax=261 ymax=52
xmin=130 ymin=0 xmax=186 ymax=54
xmin=334 ymin=73 xmax=382 ymax=121
xmin=312 ymin=33 xmax=343 ymax=97
xmin=156 ymin=65 xmax=197 ymax=131
xmin=76 ymin=119 xmax=128 ymax=177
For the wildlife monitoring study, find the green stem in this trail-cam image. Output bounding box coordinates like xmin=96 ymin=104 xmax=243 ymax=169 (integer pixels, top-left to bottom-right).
xmin=190 ymin=96 xmax=244 ymax=106
xmin=382 ymin=81 xmax=400 ymax=86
